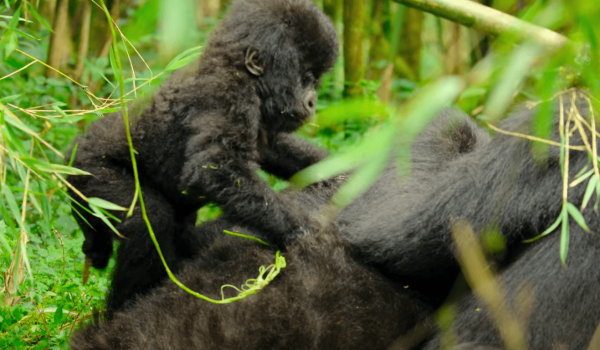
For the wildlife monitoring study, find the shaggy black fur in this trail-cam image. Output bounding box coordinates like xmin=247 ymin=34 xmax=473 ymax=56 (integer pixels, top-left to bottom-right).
xmin=71 ymin=216 xmax=432 ymax=350
xmin=338 ymin=108 xmax=491 ymax=307
xmin=344 ymin=91 xmax=600 ymax=349
xmin=67 ymin=0 xmax=338 ymax=311
xmin=70 ymin=108 xmax=487 ymax=350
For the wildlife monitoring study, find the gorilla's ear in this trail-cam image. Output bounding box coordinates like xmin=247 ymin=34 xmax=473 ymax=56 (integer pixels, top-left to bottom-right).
xmin=245 ymin=48 xmax=265 ymax=76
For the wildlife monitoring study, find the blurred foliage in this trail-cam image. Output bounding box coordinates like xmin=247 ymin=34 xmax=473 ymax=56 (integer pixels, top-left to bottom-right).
xmin=0 ymin=0 xmax=597 ymax=348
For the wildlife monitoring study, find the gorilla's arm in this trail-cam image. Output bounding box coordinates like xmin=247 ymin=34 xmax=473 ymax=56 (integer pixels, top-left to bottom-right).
xmin=352 ymin=97 xmax=589 ymax=279
xmin=260 ymin=133 xmax=328 ymax=180
xmin=179 ymin=121 xmax=325 ymax=247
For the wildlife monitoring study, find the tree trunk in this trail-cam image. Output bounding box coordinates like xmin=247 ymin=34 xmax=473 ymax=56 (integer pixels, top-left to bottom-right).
xmin=343 ymin=0 xmax=365 ymax=97
xmin=398 ymin=7 xmax=423 ymax=80
xmin=45 ymin=0 xmax=72 ymax=78
xmin=42 ymin=0 xmax=57 ymax=25
xmin=446 ymin=22 xmax=463 ymax=74
xmin=367 ymin=0 xmax=391 ymax=80
xmin=73 ymin=1 xmax=92 ymax=82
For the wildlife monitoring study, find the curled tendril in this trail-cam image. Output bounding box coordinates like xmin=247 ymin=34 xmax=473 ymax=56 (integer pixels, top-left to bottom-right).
xmin=220 ymin=250 xmax=287 ymax=301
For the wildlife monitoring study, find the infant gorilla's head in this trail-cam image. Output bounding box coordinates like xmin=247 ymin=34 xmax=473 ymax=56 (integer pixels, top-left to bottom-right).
xmin=204 ymin=0 xmax=339 ymax=132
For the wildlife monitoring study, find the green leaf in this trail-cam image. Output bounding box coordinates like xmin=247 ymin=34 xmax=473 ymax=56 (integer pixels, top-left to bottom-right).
xmin=28 ymin=3 xmax=53 ymax=32
xmin=3 ymin=32 xmax=17 ymax=58
xmin=14 ymin=28 xmax=40 ymax=41
xmin=53 ymin=306 xmax=63 ymax=324
xmin=0 ymin=220 xmax=11 ymax=256
xmin=165 ymin=52 xmax=202 ymax=72
xmin=164 ymin=45 xmax=203 ymax=72
xmin=560 ymin=208 xmax=569 ymax=266
xmin=559 ymin=137 xmax=565 ymax=177
xmin=395 ymin=76 xmax=465 ymax=137
xmin=7 ymin=6 xmax=20 ymax=31
xmin=109 ymin=45 xmax=120 ymax=83
xmin=290 ymin=125 xmax=395 ymax=188
xmin=0 ymin=194 xmax=18 ymax=239
xmin=89 ymin=205 xmax=126 ymax=239
xmin=524 ymin=209 xmax=562 ymax=243
xmin=574 ymin=164 xmax=591 ymax=179
xmin=581 ymin=175 xmax=598 ymax=210
xmin=19 ymin=157 xmax=91 ymax=175
xmin=88 ymin=197 xmax=127 ymax=211
xmin=1 ymin=184 xmax=21 ymax=230
xmin=223 ymin=230 xmax=269 ymax=246
xmin=51 ymin=115 xmax=85 ymax=124
xmin=484 ymin=43 xmax=543 ymax=123
xmin=595 ymin=180 xmax=600 ymax=213
xmin=331 ymin=149 xmax=391 ymax=209
xmin=315 ymin=99 xmax=387 ymax=127
xmin=68 ymin=144 xmax=78 ymax=167
xmin=0 ymin=94 xmax=20 ymax=103
xmin=571 ymin=169 xmax=593 ymax=188
xmin=51 ymin=105 xmax=69 ymax=118
xmin=566 ymin=202 xmax=591 ymax=233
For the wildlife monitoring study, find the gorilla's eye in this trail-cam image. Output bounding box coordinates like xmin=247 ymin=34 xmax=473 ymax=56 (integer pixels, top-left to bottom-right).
xmin=303 ymin=72 xmax=315 ymax=86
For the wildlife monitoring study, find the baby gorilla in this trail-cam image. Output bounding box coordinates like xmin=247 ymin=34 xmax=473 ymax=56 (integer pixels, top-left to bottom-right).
xmin=70 ymin=109 xmax=488 ymax=349
xmin=68 ymin=0 xmax=337 ymax=310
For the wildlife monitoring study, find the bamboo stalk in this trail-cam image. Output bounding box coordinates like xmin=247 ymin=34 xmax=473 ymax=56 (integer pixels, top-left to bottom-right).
xmin=392 ymin=0 xmax=568 ymax=51
xmin=343 ymin=0 xmax=365 ymax=97
xmin=74 ymin=1 xmax=92 ymax=82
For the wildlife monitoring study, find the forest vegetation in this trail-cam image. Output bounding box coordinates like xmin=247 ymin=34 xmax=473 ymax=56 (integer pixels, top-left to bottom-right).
xmin=0 ymin=0 xmax=598 ymax=348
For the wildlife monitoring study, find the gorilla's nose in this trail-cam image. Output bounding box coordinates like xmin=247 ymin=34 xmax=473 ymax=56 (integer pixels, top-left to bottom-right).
xmin=304 ymin=90 xmax=317 ymax=115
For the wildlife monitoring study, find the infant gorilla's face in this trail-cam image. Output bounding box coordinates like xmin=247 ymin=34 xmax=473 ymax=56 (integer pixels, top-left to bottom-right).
xmin=243 ymin=42 xmax=326 ymax=133
xmin=253 ymin=54 xmax=326 ymax=133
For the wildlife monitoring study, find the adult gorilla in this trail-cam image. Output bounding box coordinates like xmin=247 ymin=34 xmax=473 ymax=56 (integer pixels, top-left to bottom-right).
xmin=345 ymin=91 xmax=600 ymax=349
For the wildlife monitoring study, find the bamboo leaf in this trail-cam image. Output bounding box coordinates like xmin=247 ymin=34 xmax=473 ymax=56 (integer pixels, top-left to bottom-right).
xmin=524 ymin=209 xmax=562 ymax=243
xmin=290 ymin=126 xmax=395 ymax=188
xmin=331 ymin=150 xmax=391 ymax=209
xmin=68 ymin=144 xmax=78 ymax=167
xmin=0 ymin=94 xmax=21 ymax=103
xmin=19 ymin=157 xmax=90 ymax=175
xmin=560 ymin=209 xmax=569 ymax=266
xmin=109 ymin=46 xmax=119 ymax=81
xmin=581 ymin=175 xmax=598 ymax=210
xmin=395 ymin=76 xmax=465 ymax=137
xmin=0 ymin=193 xmax=19 ymax=239
xmin=566 ymin=202 xmax=591 ymax=233
xmin=595 ymin=180 xmax=600 ymax=213
xmin=570 ymin=169 xmax=593 ymax=188
xmin=165 ymin=51 xmax=203 ymax=72
xmin=88 ymin=197 xmax=127 ymax=211
xmin=315 ymin=99 xmax=388 ymax=127
xmin=89 ymin=205 xmax=126 ymax=239
xmin=484 ymin=43 xmax=543 ymax=123
xmin=27 ymin=3 xmax=52 ymax=31
xmin=2 ymin=184 xmax=22 ymax=229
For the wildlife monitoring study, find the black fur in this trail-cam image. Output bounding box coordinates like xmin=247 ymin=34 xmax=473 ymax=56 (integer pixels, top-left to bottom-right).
xmin=345 ymin=91 xmax=600 ymax=349
xmin=70 ymin=216 xmax=431 ymax=350
xmin=70 ymin=108 xmax=486 ymax=349
xmin=338 ymin=109 xmax=491 ymax=307
xmin=68 ymin=0 xmax=338 ymax=311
